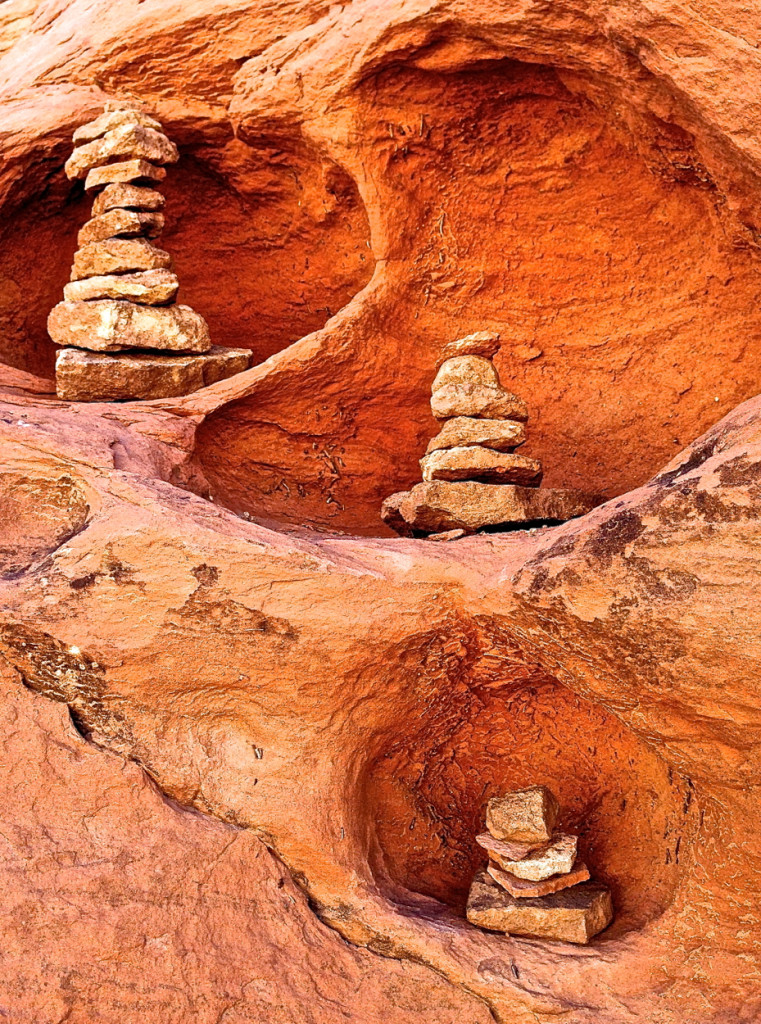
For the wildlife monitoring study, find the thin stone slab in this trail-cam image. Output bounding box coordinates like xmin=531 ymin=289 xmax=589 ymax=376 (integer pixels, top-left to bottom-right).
xmin=420 ymin=447 xmax=543 ymax=485
xmin=487 ymin=787 xmax=559 ymax=844
xmin=71 ymin=238 xmax=172 ymax=280
xmin=475 ymin=832 xmax=551 ymax=864
xmin=73 ymin=109 xmax=163 ymax=145
xmin=440 ymin=330 xmax=500 ymax=363
xmin=380 ymin=481 xmax=603 ymax=535
xmin=488 ymin=859 xmax=590 ymax=898
xmin=66 ymin=124 xmax=179 ymax=179
xmin=85 ymin=160 xmax=167 ymax=191
xmin=432 ymin=354 xmax=499 ymax=391
xmin=426 ymin=417 xmax=526 ymax=454
xmin=466 ymin=869 xmax=613 ymax=944
xmin=48 ymin=300 xmax=211 ymax=354
xmin=77 ymin=209 xmax=164 ymax=246
xmin=92 ymin=183 xmax=165 ymax=217
xmin=431 ymin=383 xmax=529 ymax=421
xmin=64 ymin=269 xmax=179 ymax=305
xmin=55 ymin=346 xmax=251 ymax=401
xmin=482 ymin=833 xmax=577 ymax=880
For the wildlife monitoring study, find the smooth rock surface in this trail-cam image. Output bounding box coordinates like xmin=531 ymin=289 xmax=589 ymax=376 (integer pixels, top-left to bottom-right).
xmin=71 ymin=238 xmax=172 ymax=280
xmin=426 ymin=417 xmax=526 ymax=454
xmin=92 ymin=182 xmax=165 ymax=216
xmin=475 ymin=832 xmax=549 ymax=862
xmin=55 ymin=346 xmax=251 ymax=401
xmin=488 ymin=858 xmax=590 ymax=897
xmin=467 ymin=870 xmax=613 ymax=943
xmin=66 ymin=124 xmax=179 ymax=180
xmin=76 ymin=208 xmax=164 ymax=246
xmin=431 ymin=384 xmax=529 ymax=421
xmin=420 ymin=447 xmax=543 ymax=485
xmin=486 ymin=833 xmax=577 ymax=880
xmin=432 ymin=354 xmax=500 ymax=391
xmin=85 ymin=159 xmax=167 ymax=191
xmin=63 ymin=269 xmax=179 ymax=305
xmin=48 ymin=301 xmax=211 ymax=353
xmin=72 ymin=108 xmax=163 ymax=145
xmin=487 ymin=787 xmax=559 ymax=843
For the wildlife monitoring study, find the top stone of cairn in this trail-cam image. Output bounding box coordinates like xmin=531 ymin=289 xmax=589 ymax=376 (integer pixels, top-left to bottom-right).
xmin=486 ymin=786 xmax=559 ymax=844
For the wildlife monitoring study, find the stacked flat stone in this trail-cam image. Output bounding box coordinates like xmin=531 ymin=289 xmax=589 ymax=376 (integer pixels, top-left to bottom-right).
xmin=381 ymin=331 xmax=603 ymax=536
xmin=466 ymin=786 xmax=613 ymax=944
xmin=48 ymin=106 xmax=251 ymax=401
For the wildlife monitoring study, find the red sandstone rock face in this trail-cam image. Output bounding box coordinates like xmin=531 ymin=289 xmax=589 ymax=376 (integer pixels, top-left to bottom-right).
xmin=1 ymin=1 xmax=761 ymax=1022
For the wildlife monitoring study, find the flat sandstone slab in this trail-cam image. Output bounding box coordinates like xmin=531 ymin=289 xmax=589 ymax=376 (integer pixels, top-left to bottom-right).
xmin=431 ymin=383 xmax=528 ymax=421
xmin=85 ymin=159 xmax=166 ymax=191
xmin=475 ymin=832 xmax=548 ymax=862
xmin=420 ymin=447 xmax=542 ymax=485
xmin=77 ymin=209 xmax=164 ymax=246
xmin=92 ymin=183 xmax=165 ymax=216
xmin=487 ymin=859 xmax=590 ymax=898
xmin=426 ymin=417 xmax=526 ymax=454
xmin=467 ymin=870 xmax=612 ymax=944
xmin=64 ymin=269 xmax=179 ymax=305
xmin=380 ymin=481 xmax=603 ymax=535
xmin=477 ymin=832 xmax=578 ymax=878
xmin=55 ymin=346 xmax=251 ymax=401
xmin=71 ymin=238 xmax=172 ymax=280
xmin=66 ymin=124 xmax=178 ymax=179
xmin=48 ymin=300 xmax=211 ymax=353
xmin=487 ymin=787 xmax=558 ymax=844
xmin=73 ymin=109 xmax=163 ymax=145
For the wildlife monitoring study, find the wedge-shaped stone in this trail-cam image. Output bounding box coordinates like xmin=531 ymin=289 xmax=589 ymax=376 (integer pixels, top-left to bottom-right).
xmin=48 ymin=301 xmax=211 ymax=354
xmin=72 ymin=238 xmax=172 ymax=280
xmin=380 ymin=482 xmax=603 ymax=535
xmin=77 ymin=209 xmax=164 ymax=246
xmin=421 ymin=447 xmax=543 ymax=485
xmin=92 ymin=183 xmax=165 ymax=217
xmin=481 ymin=833 xmax=577 ymax=880
xmin=440 ymin=330 xmax=500 ymax=363
xmin=487 ymin=787 xmax=559 ymax=844
xmin=475 ymin=832 xmax=549 ymax=863
xmin=488 ymin=859 xmax=589 ymax=898
xmin=432 ymin=354 xmax=499 ymax=391
xmin=85 ymin=160 xmax=166 ymax=191
xmin=426 ymin=417 xmax=526 ymax=454
xmin=64 ymin=269 xmax=179 ymax=305
xmin=66 ymin=124 xmax=179 ymax=180
xmin=466 ymin=869 xmax=613 ymax=944
xmin=73 ymin=109 xmax=164 ymax=145
xmin=55 ymin=346 xmax=251 ymax=402
xmin=431 ymin=383 xmax=528 ymax=421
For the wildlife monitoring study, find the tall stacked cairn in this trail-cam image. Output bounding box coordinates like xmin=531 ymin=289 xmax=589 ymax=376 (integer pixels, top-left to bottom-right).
xmin=466 ymin=786 xmax=613 ymax=944
xmin=48 ymin=106 xmax=251 ymax=401
xmin=381 ymin=332 xmax=603 ymax=536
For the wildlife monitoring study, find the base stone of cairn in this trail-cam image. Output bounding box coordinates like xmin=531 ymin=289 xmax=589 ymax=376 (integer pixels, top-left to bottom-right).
xmin=466 ymin=786 xmax=613 ymax=944
xmin=381 ymin=332 xmax=603 ymax=536
xmin=48 ymin=104 xmax=251 ymax=402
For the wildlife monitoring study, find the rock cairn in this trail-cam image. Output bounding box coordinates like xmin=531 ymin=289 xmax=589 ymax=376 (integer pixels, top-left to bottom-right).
xmin=381 ymin=332 xmax=602 ymax=536
xmin=48 ymin=106 xmax=251 ymax=402
xmin=466 ymin=785 xmax=613 ymax=944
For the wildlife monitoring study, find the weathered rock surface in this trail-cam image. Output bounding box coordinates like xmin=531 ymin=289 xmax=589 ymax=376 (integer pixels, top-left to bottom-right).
xmin=55 ymin=345 xmax=251 ymax=401
xmin=476 ymin=832 xmax=549 ymax=863
xmin=441 ymin=331 xmax=501 ymax=362
xmin=480 ymin=832 xmax=577 ymax=878
xmin=73 ymin=108 xmax=163 ymax=145
xmin=85 ymin=159 xmax=167 ymax=191
xmin=381 ymin=481 xmax=604 ymax=534
xmin=467 ymin=870 xmax=612 ymax=943
xmin=487 ymin=858 xmax=590 ymax=897
xmin=76 ymin=208 xmax=164 ymax=246
xmin=66 ymin=124 xmax=179 ymax=180
xmin=92 ymin=182 xmax=165 ymax=216
xmin=420 ymin=447 xmax=543 ymax=485
xmin=48 ymin=300 xmax=211 ymax=353
xmin=426 ymin=417 xmax=526 ymax=454
xmin=431 ymin=383 xmax=529 ymax=421
xmin=71 ymin=238 xmax=172 ymax=280
xmin=432 ymin=354 xmax=500 ymax=391
xmin=63 ymin=269 xmax=179 ymax=305
xmin=487 ymin=787 xmax=559 ymax=843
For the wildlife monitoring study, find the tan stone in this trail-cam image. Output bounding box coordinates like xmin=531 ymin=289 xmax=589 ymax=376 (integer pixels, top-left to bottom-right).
xmin=63 ymin=269 xmax=179 ymax=305
xmin=440 ymin=330 xmax=500 ymax=363
xmin=487 ymin=859 xmax=591 ymax=898
xmin=420 ymin=447 xmax=543 ymax=485
xmin=48 ymin=301 xmax=211 ymax=354
xmin=467 ymin=870 xmax=612 ymax=943
xmin=77 ymin=209 xmax=164 ymax=246
xmin=71 ymin=238 xmax=172 ymax=280
xmin=66 ymin=124 xmax=179 ymax=180
xmin=380 ymin=481 xmax=603 ymax=535
xmin=85 ymin=160 xmax=167 ymax=191
xmin=431 ymin=384 xmax=529 ymax=421
xmin=483 ymin=833 xmax=578 ymax=879
xmin=428 ymin=528 xmax=468 ymax=541
xmin=475 ymin=832 xmax=550 ymax=863
xmin=432 ymin=355 xmax=499 ymax=391
xmin=55 ymin=346 xmax=251 ymax=401
xmin=92 ymin=183 xmax=165 ymax=217
xmin=73 ymin=109 xmax=163 ymax=145
xmin=487 ymin=786 xmax=559 ymax=843
xmin=425 ymin=417 xmax=526 ymax=454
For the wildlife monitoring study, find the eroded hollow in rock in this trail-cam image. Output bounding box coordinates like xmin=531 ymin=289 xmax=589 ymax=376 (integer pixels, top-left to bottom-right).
xmin=195 ymin=59 xmax=761 ymax=536
xmin=365 ymin=668 xmax=698 ymax=934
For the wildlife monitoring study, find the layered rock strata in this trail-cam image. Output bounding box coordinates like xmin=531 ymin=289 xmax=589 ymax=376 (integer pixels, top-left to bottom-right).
xmin=467 ymin=786 xmax=613 ymax=943
xmin=382 ymin=335 xmax=602 ymax=535
xmin=48 ymin=107 xmax=251 ymax=401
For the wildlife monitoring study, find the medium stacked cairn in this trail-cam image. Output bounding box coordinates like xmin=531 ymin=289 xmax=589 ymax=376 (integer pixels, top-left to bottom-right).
xmin=48 ymin=105 xmax=251 ymax=401
xmin=381 ymin=332 xmax=602 ymax=536
xmin=466 ymin=786 xmax=613 ymax=944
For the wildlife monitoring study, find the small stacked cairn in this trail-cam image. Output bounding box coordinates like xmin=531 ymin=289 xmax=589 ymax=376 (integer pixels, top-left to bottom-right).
xmin=466 ymin=786 xmax=613 ymax=944
xmin=48 ymin=105 xmax=251 ymax=401
xmin=381 ymin=332 xmax=602 ymax=537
